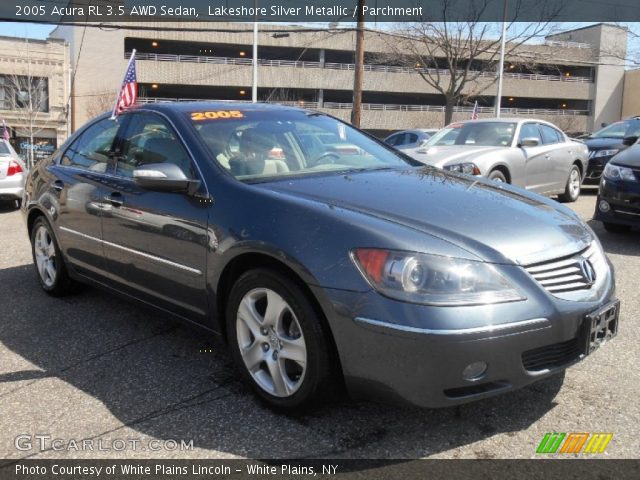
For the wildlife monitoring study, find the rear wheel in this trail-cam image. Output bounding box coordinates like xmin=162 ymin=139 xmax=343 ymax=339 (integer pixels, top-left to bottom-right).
xmin=603 ymin=222 xmax=631 ymax=234
xmin=30 ymin=217 xmax=78 ymax=296
xmin=558 ymin=165 xmax=581 ymax=203
xmin=488 ymin=169 xmax=507 ymax=183
xmin=226 ymin=269 xmax=334 ymax=411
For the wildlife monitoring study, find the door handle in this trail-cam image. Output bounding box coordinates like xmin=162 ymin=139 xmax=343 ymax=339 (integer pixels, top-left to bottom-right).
xmin=52 ymin=180 xmax=64 ymax=191
xmin=104 ymin=192 xmax=124 ymax=207
xmin=544 ymin=154 xmax=551 ymax=160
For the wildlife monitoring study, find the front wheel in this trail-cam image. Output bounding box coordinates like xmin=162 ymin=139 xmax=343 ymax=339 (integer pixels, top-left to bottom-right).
xmin=558 ymin=165 xmax=581 ymax=203
xmin=226 ymin=269 xmax=334 ymax=411
xmin=488 ymin=169 xmax=507 ymax=183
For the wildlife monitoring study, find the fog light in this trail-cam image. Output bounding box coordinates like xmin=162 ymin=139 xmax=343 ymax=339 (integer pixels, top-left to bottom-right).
xmin=462 ymin=361 xmax=488 ymax=381
xmin=599 ymin=200 xmax=610 ymax=213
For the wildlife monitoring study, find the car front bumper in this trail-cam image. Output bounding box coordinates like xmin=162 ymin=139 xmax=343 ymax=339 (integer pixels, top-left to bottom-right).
xmin=595 ymin=177 xmax=640 ymax=227
xmin=585 ymin=155 xmax=615 ymax=183
xmin=313 ymin=264 xmax=617 ymax=408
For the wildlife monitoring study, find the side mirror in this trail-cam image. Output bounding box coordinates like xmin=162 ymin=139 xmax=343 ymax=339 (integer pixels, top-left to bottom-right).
xmin=622 ymin=135 xmax=638 ymax=146
xmin=133 ymin=163 xmax=200 ymax=194
xmin=519 ymin=137 xmax=540 ymax=148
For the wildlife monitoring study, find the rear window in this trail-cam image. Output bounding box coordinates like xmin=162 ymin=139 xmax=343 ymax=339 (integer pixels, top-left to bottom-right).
xmin=0 ymin=142 xmax=9 ymax=155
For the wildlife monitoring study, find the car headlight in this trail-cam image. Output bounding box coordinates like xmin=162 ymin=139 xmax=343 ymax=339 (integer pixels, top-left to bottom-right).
xmin=351 ymin=249 xmax=526 ymax=306
xmin=443 ymin=162 xmax=481 ymax=175
xmin=603 ymin=163 xmax=636 ymax=181
xmin=594 ymin=149 xmax=619 ymax=158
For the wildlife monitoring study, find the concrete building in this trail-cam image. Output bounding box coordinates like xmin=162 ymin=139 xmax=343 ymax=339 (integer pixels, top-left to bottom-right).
xmin=622 ymin=69 xmax=640 ymax=119
xmin=0 ymin=35 xmax=69 ymax=162
xmin=49 ymin=22 xmax=629 ymax=136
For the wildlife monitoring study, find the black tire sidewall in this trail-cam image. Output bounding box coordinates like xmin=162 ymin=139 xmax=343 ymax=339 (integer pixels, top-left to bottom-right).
xmin=225 ymin=269 xmax=331 ymax=411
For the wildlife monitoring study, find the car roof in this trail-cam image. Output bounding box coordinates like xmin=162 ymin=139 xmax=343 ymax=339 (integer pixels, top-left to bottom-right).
xmin=137 ymin=101 xmax=307 ymax=115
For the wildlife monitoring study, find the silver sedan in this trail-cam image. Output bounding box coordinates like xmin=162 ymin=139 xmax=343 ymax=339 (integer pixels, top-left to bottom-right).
xmin=406 ymin=118 xmax=589 ymax=202
xmin=0 ymin=139 xmax=26 ymax=208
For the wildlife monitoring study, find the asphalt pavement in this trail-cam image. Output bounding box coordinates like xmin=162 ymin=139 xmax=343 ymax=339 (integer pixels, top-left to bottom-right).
xmin=0 ymin=188 xmax=638 ymax=459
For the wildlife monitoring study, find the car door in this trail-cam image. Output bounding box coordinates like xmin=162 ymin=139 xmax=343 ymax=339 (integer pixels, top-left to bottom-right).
xmin=50 ymin=117 xmax=121 ymax=277
xmin=100 ymin=111 xmax=210 ymax=321
xmin=518 ymin=122 xmax=552 ymax=193
xmin=539 ymin=123 xmax=571 ymax=193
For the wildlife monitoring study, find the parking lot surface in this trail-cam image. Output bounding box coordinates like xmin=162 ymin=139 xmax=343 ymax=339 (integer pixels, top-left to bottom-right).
xmin=0 ymin=189 xmax=638 ymax=459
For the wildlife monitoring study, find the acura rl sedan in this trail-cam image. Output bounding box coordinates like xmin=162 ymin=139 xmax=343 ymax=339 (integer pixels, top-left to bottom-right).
xmin=22 ymin=102 xmax=618 ymax=410
xmin=412 ymin=118 xmax=588 ymax=202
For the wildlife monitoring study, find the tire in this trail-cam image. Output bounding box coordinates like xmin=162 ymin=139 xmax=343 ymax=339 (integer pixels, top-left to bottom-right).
xmin=558 ymin=165 xmax=581 ymax=203
xmin=603 ymin=222 xmax=631 ymax=234
xmin=30 ymin=216 xmax=78 ymax=296
xmin=488 ymin=169 xmax=507 ymax=183
xmin=226 ymin=268 xmax=334 ymax=411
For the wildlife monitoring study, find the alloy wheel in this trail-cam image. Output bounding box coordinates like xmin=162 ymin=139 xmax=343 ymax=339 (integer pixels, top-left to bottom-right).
xmin=569 ymin=169 xmax=581 ymax=198
xmin=34 ymin=225 xmax=57 ymax=287
xmin=236 ymin=288 xmax=307 ymax=397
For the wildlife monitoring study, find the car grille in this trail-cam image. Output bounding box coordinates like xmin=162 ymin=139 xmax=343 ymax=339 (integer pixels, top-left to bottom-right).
xmin=588 ymin=150 xmax=596 ymax=160
xmin=522 ymin=337 xmax=583 ymax=372
xmin=524 ymin=243 xmax=605 ymax=294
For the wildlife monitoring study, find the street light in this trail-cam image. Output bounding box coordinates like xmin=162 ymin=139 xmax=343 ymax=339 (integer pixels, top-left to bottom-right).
xmin=495 ymin=0 xmax=507 ymax=118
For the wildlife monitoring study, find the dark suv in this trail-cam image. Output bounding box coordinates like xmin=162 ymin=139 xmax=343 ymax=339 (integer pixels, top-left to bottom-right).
xmin=583 ymin=117 xmax=640 ymax=183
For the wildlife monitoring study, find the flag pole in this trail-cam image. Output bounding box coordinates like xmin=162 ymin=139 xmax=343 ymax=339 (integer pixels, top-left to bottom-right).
xmin=110 ymin=49 xmax=136 ymax=120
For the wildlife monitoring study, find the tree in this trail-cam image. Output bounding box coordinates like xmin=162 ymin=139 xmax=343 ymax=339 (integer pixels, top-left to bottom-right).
xmin=85 ymin=92 xmax=116 ymax=119
xmin=377 ymin=0 xmax=563 ymax=125
xmin=5 ymin=40 xmax=52 ymax=169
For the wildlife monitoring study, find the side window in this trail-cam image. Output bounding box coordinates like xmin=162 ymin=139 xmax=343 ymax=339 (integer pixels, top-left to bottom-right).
xmin=540 ymin=124 xmax=562 ymax=145
xmin=116 ymin=113 xmax=196 ymax=179
xmin=386 ymin=134 xmax=401 ymax=146
xmin=406 ymin=133 xmax=418 ymax=144
xmin=60 ymin=118 xmax=119 ymax=172
xmin=519 ymin=123 xmax=542 ymax=145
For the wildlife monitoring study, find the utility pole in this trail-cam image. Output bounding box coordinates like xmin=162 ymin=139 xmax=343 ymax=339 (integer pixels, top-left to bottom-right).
xmin=495 ymin=0 xmax=508 ymax=118
xmin=351 ymin=0 xmax=365 ymax=127
xmin=252 ymin=0 xmax=259 ymax=103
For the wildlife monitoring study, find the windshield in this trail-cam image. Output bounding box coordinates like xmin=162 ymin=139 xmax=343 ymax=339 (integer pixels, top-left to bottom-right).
xmin=590 ymin=120 xmax=640 ymax=139
xmin=189 ymin=109 xmax=412 ymax=180
xmin=426 ymin=122 xmax=516 ymax=147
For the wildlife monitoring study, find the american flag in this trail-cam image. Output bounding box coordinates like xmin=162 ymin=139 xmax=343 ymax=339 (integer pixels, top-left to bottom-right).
xmin=470 ymin=100 xmax=479 ymax=120
xmin=111 ymin=51 xmax=137 ymax=118
xmin=1 ymin=120 xmax=9 ymax=141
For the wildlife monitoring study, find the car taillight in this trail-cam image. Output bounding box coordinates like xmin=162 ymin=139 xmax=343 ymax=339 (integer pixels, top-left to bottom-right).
xmin=7 ymin=160 xmax=23 ymax=176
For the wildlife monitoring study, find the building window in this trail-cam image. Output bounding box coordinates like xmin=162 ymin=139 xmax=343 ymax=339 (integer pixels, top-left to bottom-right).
xmin=0 ymin=74 xmax=49 ymax=112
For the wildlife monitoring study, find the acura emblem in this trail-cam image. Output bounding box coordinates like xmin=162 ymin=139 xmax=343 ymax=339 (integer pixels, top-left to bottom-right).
xmin=579 ymin=258 xmax=597 ymax=285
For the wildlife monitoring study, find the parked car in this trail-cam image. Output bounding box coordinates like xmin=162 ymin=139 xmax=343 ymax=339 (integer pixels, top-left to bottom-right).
xmin=582 ymin=116 xmax=640 ymax=184
xmin=595 ymin=137 xmax=640 ymax=232
xmin=0 ymin=139 xmax=26 ymax=209
xmin=413 ymin=118 xmax=588 ymax=202
xmin=384 ymin=129 xmax=438 ymax=154
xmin=23 ymin=102 xmax=617 ymax=411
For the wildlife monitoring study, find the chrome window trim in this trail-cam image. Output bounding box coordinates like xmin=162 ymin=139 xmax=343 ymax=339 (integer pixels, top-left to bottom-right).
xmin=58 ymin=226 xmax=202 ymax=276
xmin=354 ymin=316 xmax=549 ymax=335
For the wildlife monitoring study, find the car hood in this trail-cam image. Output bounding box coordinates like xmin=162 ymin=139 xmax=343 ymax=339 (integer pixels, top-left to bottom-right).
xmin=257 ymin=167 xmax=592 ymax=266
xmin=609 ymin=144 xmax=640 ymax=167
xmin=411 ymin=145 xmax=507 ymax=167
xmin=583 ymin=137 xmax=626 ymax=150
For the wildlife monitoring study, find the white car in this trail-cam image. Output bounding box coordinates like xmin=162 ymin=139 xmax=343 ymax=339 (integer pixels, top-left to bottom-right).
xmin=0 ymin=139 xmax=26 ymax=208
xmin=411 ymin=118 xmax=589 ymax=202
